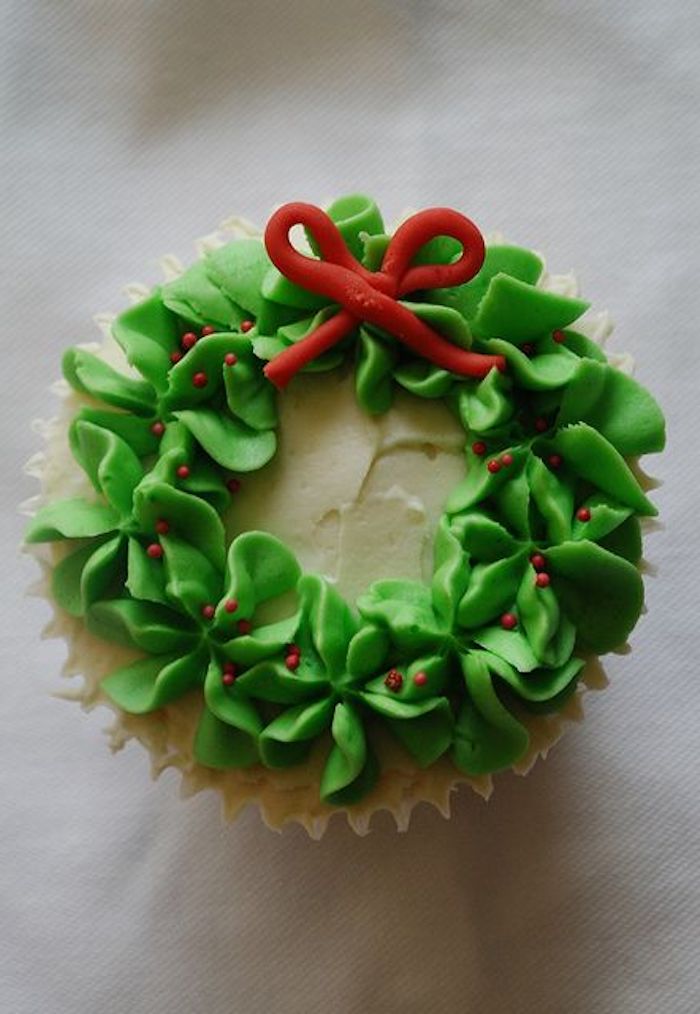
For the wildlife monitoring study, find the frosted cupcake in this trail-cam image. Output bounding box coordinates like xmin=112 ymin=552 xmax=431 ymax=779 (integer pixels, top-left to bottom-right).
xmin=24 ymin=195 xmax=664 ymax=836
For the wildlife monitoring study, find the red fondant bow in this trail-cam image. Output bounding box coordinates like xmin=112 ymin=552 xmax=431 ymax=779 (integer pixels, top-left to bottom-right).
xmin=262 ymin=202 xmax=506 ymax=389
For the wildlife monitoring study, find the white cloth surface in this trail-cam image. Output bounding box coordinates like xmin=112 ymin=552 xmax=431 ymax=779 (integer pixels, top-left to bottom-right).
xmin=2 ymin=2 xmax=699 ymax=1011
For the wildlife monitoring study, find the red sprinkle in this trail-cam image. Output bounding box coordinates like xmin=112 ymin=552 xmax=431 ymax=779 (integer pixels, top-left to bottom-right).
xmin=201 ymin=604 xmax=215 ymax=620
xmin=146 ymin=543 xmax=163 ymax=559
xmin=222 ymin=672 xmax=236 ymax=686
xmin=521 ymin=342 xmax=536 ymax=357
xmin=223 ymin=661 xmax=236 ymax=675
xmin=201 ymin=325 xmax=216 ymax=336
xmin=487 ymin=459 xmax=502 ymax=474
xmin=240 ymin=320 xmax=254 ymax=333
xmin=412 ymin=671 xmax=428 ymax=687
xmin=285 ymin=654 xmax=300 ymax=671
xmin=181 ymin=332 xmax=197 ymax=350
xmin=224 ymin=353 xmax=238 ymax=366
xmin=170 ymin=350 xmax=182 ymax=364
xmin=534 ymin=417 xmax=548 ymax=433
xmin=155 ymin=519 xmax=170 ymax=535
xmin=547 ymin=454 xmax=563 ymax=470
xmin=552 ymin=329 xmax=566 ymax=344
xmin=176 ymin=464 xmax=190 ymax=479
xmin=530 ymin=553 xmax=547 ymax=571
xmin=192 ymin=371 xmax=208 ymax=388
xmin=535 ymin=572 xmax=551 ymax=588
xmin=500 ymin=612 xmax=518 ymax=630
xmin=237 ymin=619 xmax=252 ymax=636
xmin=472 ymin=441 xmax=487 ymax=456
xmin=576 ymin=507 xmax=592 ymax=522
xmin=227 ymin=478 xmax=241 ymax=494
xmin=224 ymin=598 xmax=239 ymax=614
xmin=150 ymin=421 xmax=165 ymax=437
xmin=501 ymin=453 xmax=514 ymax=467
xmin=384 ymin=668 xmax=403 ymax=692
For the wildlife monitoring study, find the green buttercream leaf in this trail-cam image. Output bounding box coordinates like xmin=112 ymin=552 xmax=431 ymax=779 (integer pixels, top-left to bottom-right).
xmin=481 ymin=338 xmax=580 ymax=389
xmin=320 ymin=702 xmax=377 ymax=806
xmin=357 ymin=579 xmax=444 ymax=653
xmin=452 ymin=652 xmax=529 ymax=775
xmin=102 ymin=646 xmax=208 ymax=714
xmin=599 ymin=516 xmax=643 ymax=565
xmin=126 ymin=537 xmax=169 ymax=605
xmin=298 ymin=574 xmax=358 ymax=680
xmin=527 ymin=455 xmax=573 ymax=543
xmin=515 ymin=568 xmax=568 ymax=667
xmin=557 ymin=360 xmax=666 ymax=455
xmin=355 ymin=328 xmax=397 ymax=414
xmin=394 ymin=360 xmax=454 ymax=399
xmin=450 ymin=512 xmax=519 ymax=562
xmin=161 ymin=535 xmax=223 ymax=619
xmin=222 ymin=614 xmax=301 ymax=667
xmin=346 ymin=624 xmax=391 ymax=680
xmin=69 ymin=409 xmax=159 ymax=461
xmin=491 ymin=464 xmax=531 ymax=540
xmin=501 ymin=655 xmax=586 ymax=713
xmin=223 ymin=342 xmax=278 ymax=431
xmin=133 ymin=479 xmax=225 ymax=571
xmin=457 ymin=368 xmax=513 ymax=432
xmin=112 ymin=292 xmax=178 ymax=392
xmin=546 ymin=540 xmax=645 ymax=653
xmin=406 ymin=302 xmax=472 ymax=350
xmin=194 ymin=705 xmax=259 ymax=769
xmin=571 ymin=491 xmax=633 ymax=543
xmin=259 ymin=696 xmax=335 ymax=768
xmin=561 ymin=329 xmax=607 ymax=362
xmin=218 ymin=532 xmax=301 ymax=628
xmin=174 ymin=408 xmax=276 ymax=471
xmin=457 ymin=548 xmax=529 ymax=628
xmin=262 ymin=266 xmax=328 ymax=312
xmin=204 ymin=238 xmax=271 ymax=317
xmin=427 ymin=245 xmax=544 ymax=320
xmin=320 ymin=194 xmax=385 ymax=260
xmin=25 ymin=498 xmax=119 ymax=543
xmin=472 ymin=275 xmax=589 ymax=342
xmin=62 ymin=348 xmax=156 ymax=414
xmin=235 ymin=658 xmax=328 ymax=705
xmin=363 ymin=653 xmax=451 ymax=701
xmin=163 ymin=334 xmax=234 ymax=408
xmin=161 ymin=260 xmax=242 ymax=330
xmin=359 ymin=692 xmax=453 ymax=766
xmin=79 ymin=534 xmax=125 ymax=608
xmin=471 ymin=626 xmax=539 ymax=672
xmin=203 ymin=658 xmax=265 ymax=735
xmin=51 ymin=542 xmax=103 ymax=616
xmin=74 ymin=421 xmax=144 ymax=516
xmin=431 ymin=517 xmax=470 ymax=628
xmin=87 ymin=598 xmax=195 ymax=654
xmin=549 ymin=423 xmax=657 ymax=516
xmin=445 ymin=447 xmax=527 ymax=515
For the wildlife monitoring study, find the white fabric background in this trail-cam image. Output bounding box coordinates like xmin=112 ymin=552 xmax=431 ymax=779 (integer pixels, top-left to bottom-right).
xmin=3 ymin=2 xmax=699 ymax=1011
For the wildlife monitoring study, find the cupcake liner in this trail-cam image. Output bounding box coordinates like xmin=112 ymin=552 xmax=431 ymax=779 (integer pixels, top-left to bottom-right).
xmin=21 ymin=217 xmax=656 ymax=838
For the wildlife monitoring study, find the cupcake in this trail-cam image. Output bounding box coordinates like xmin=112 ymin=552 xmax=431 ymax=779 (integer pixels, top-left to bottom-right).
xmin=24 ymin=194 xmax=665 ymax=836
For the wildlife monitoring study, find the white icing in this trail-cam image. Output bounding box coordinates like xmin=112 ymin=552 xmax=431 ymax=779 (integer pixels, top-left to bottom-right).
xmin=228 ymin=367 xmax=466 ymax=602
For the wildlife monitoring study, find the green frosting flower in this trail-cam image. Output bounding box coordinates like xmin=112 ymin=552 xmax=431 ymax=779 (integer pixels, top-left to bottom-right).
xmin=28 ymin=194 xmax=666 ymax=806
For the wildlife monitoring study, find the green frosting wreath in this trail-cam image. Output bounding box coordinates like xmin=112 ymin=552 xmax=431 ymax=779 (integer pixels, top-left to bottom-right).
xmin=26 ymin=194 xmax=665 ymax=806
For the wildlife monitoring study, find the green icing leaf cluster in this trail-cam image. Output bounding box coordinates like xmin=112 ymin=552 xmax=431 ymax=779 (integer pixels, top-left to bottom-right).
xmin=26 ymin=195 xmax=665 ymax=806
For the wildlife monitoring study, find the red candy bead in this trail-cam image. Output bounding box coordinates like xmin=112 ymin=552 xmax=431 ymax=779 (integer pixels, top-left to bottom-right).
xmin=576 ymin=507 xmax=592 ymax=522
xmin=150 ymin=421 xmax=165 ymax=437
xmin=170 ymin=350 xmax=182 ymax=364
xmin=500 ymin=612 xmax=518 ymax=630
xmin=472 ymin=441 xmax=487 ymax=456
xmin=240 ymin=320 xmax=254 ymax=333
xmin=552 ymin=329 xmax=566 ymax=344
xmin=285 ymin=653 xmax=300 ymax=671
xmin=547 ymin=454 xmax=563 ymax=470
xmin=176 ymin=464 xmax=190 ymax=479
xmin=223 ymin=661 xmax=236 ymax=675
xmin=224 ymin=598 xmax=238 ymax=614
xmin=224 ymin=353 xmax=238 ymax=366
xmin=201 ymin=325 xmax=216 ymax=336
xmin=237 ymin=619 xmax=252 ymax=635
xmin=384 ymin=668 xmax=403 ymax=692
xmin=487 ymin=459 xmax=502 ymax=474
xmin=535 ymin=572 xmax=551 ymax=588
xmin=146 ymin=543 xmax=163 ymax=559
xmin=181 ymin=332 xmax=197 ymax=350
xmin=192 ymin=371 xmax=208 ymax=388
xmin=227 ymin=478 xmax=241 ymax=494
xmin=412 ymin=671 xmax=428 ymax=687
xmin=155 ymin=519 xmax=170 ymax=535
xmin=530 ymin=553 xmax=546 ymax=571
xmin=534 ymin=417 xmax=548 ymax=433
xmin=501 ymin=453 xmax=514 ymax=467
xmin=201 ymin=604 xmax=215 ymax=620
xmin=222 ymin=671 xmax=236 ymax=686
